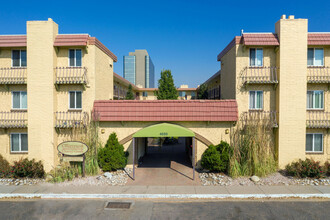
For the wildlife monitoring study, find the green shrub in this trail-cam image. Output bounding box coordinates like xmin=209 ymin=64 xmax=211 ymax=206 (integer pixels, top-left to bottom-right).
xmin=97 ymin=132 xmax=128 ymax=172
xmin=285 ymin=158 xmax=324 ymax=178
xmin=12 ymin=158 xmax=45 ymax=178
xmin=201 ymin=141 xmax=232 ymax=172
xmin=47 ymin=162 xmax=80 ymax=183
xmin=0 ymin=154 xmax=12 ymax=178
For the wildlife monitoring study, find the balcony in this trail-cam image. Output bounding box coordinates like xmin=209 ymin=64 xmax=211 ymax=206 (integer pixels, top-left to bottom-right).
xmin=307 ymin=66 xmax=330 ymax=83
xmin=241 ymin=111 xmax=278 ymax=128
xmin=306 ymin=111 xmax=330 ymax=128
xmin=0 ymin=67 xmax=27 ymax=84
xmin=241 ymin=66 xmax=278 ymax=85
xmin=55 ymin=67 xmax=88 ymax=85
xmin=55 ymin=111 xmax=89 ymax=129
xmin=0 ymin=111 xmax=27 ymax=128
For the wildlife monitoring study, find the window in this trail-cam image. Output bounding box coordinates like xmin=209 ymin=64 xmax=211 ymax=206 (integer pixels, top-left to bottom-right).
xmin=12 ymin=50 xmax=27 ymax=67
xmin=307 ymin=91 xmax=324 ymax=109
xmin=249 ymin=91 xmax=263 ymax=109
xmin=191 ymin=91 xmax=196 ymax=99
xmin=179 ymin=91 xmax=186 ymax=97
xmin=308 ymin=48 xmax=324 ymax=66
xmin=250 ymin=48 xmax=263 ymax=67
xmin=69 ymin=91 xmax=82 ymax=109
xmin=143 ymin=92 xmax=148 ymax=97
xmin=11 ymin=133 xmax=28 ymax=152
xmin=12 ymin=91 xmax=27 ymax=109
xmin=306 ymin=133 xmax=323 ymax=153
xmin=69 ymin=49 xmax=82 ymax=67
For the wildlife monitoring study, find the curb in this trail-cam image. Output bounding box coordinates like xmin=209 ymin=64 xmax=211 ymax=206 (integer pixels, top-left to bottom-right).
xmin=0 ymin=193 xmax=329 ymax=199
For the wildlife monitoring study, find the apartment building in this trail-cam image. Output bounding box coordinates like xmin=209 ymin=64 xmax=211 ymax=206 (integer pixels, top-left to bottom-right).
xmin=0 ymin=18 xmax=117 ymax=171
xmin=123 ymin=49 xmax=155 ymax=88
xmin=113 ymin=73 xmax=196 ymax=100
xmin=205 ymin=15 xmax=330 ymax=167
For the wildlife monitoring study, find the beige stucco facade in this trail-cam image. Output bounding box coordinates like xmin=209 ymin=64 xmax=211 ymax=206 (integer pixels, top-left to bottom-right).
xmin=98 ymin=121 xmax=232 ymax=168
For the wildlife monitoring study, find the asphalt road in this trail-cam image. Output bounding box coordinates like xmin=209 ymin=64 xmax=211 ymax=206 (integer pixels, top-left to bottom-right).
xmin=0 ymin=199 xmax=329 ymax=220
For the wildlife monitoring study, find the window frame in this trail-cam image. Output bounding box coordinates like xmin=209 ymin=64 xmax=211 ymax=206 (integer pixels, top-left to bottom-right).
xmin=249 ymin=48 xmax=263 ymax=67
xmin=11 ymin=91 xmax=27 ymax=110
xmin=10 ymin=133 xmax=28 ymax=153
xmin=306 ymin=133 xmax=323 ymax=153
xmin=307 ymin=90 xmax=324 ymax=110
xmin=11 ymin=50 xmax=27 ymax=67
xmin=68 ymin=49 xmax=82 ymax=67
xmin=68 ymin=91 xmax=82 ymax=110
xmin=307 ymin=48 xmax=324 ymax=67
xmin=249 ymin=90 xmax=263 ymax=110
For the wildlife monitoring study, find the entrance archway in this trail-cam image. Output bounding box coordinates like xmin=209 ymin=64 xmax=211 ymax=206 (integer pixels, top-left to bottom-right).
xmin=131 ymin=123 xmax=196 ymax=180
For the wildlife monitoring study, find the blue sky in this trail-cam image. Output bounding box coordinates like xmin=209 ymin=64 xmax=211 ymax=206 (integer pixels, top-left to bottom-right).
xmin=0 ymin=0 xmax=329 ymax=87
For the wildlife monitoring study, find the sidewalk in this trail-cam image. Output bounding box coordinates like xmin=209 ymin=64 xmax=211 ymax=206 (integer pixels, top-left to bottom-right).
xmin=0 ymin=185 xmax=329 ymax=199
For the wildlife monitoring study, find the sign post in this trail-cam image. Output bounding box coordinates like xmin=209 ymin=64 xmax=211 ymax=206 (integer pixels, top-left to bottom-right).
xmin=57 ymin=141 xmax=89 ymax=177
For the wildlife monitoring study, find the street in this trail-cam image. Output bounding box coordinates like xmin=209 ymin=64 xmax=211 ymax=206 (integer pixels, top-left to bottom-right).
xmin=0 ymin=199 xmax=329 ymax=220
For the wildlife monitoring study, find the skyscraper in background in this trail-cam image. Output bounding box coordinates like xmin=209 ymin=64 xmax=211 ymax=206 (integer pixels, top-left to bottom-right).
xmin=123 ymin=49 xmax=154 ymax=88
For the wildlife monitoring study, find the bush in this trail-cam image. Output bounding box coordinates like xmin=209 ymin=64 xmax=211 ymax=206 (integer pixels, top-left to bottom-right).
xmin=98 ymin=133 xmax=128 ymax=172
xmin=12 ymin=158 xmax=45 ymax=178
xmin=47 ymin=162 xmax=80 ymax=183
xmin=201 ymin=141 xmax=232 ymax=172
xmin=0 ymin=154 xmax=12 ymax=178
xmin=285 ymin=158 xmax=324 ymax=178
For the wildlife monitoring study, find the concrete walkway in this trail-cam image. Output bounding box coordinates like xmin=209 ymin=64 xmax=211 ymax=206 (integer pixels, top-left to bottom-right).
xmin=0 ymin=185 xmax=329 ymax=199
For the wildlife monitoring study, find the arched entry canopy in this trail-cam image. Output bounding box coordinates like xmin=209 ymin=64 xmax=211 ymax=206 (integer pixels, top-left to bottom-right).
xmin=133 ymin=123 xmax=195 ymax=138
xmin=132 ymin=123 xmax=196 ymax=181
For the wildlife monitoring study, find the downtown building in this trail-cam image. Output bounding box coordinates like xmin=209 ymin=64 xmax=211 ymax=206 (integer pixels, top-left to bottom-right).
xmin=123 ymin=49 xmax=155 ymax=88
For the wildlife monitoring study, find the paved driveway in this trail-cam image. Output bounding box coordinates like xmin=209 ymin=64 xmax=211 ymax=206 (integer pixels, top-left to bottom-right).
xmin=127 ymin=142 xmax=200 ymax=186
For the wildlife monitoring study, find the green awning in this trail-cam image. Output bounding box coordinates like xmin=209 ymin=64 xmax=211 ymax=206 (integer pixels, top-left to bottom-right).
xmin=133 ymin=123 xmax=195 ymax=138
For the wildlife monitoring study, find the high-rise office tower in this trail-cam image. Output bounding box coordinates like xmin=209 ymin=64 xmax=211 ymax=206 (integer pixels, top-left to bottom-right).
xmin=123 ymin=49 xmax=154 ymax=88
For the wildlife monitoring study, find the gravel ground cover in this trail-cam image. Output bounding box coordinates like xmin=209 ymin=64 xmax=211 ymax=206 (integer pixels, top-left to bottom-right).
xmin=199 ymin=172 xmax=330 ymax=186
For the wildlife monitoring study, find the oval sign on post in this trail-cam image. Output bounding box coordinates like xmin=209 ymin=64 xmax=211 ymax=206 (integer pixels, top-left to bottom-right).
xmin=57 ymin=141 xmax=88 ymax=156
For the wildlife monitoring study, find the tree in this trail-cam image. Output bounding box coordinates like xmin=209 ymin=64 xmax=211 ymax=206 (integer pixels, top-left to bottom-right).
xmin=155 ymin=69 xmax=178 ymax=100
xmin=197 ymin=83 xmax=208 ymax=99
xmin=97 ymin=133 xmax=128 ymax=171
xmin=125 ymin=84 xmax=135 ymax=100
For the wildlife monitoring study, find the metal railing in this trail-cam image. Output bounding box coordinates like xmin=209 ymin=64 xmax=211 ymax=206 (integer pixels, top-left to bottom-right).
xmin=307 ymin=66 xmax=330 ymax=83
xmin=0 ymin=111 xmax=27 ymax=128
xmin=55 ymin=111 xmax=89 ymax=129
xmin=55 ymin=67 xmax=88 ymax=85
xmin=306 ymin=111 xmax=330 ymax=128
xmin=0 ymin=67 xmax=27 ymax=84
xmin=241 ymin=66 xmax=278 ymax=84
xmin=241 ymin=111 xmax=278 ymax=127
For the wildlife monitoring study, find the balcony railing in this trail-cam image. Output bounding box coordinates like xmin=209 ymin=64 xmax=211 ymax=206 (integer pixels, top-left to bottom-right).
xmin=307 ymin=66 xmax=330 ymax=83
xmin=0 ymin=111 xmax=27 ymax=128
xmin=113 ymin=86 xmax=127 ymax=100
xmin=55 ymin=67 xmax=88 ymax=85
xmin=241 ymin=66 xmax=278 ymax=84
xmin=306 ymin=111 xmax=330 ymax=128
xmin=55 ymin=111 xmax=89 ymax=129
xmin=0 ymin=67 xmax=27 ymax=84
xmin=241 ymin=111 xmax=278 ymax=128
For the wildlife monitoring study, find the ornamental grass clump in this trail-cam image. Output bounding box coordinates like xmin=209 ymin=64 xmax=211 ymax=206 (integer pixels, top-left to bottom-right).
xmin=97 ymin=132 xmax=128 ymax=172
xmin=47 ymin=162 xmax=80 ymax=183
xmin=229 ymin=113 xmax=277 ymax=177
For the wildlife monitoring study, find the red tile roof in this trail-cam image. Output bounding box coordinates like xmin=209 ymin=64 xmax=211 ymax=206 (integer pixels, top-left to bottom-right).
xmin=114 ymin=72 xmax=139 ymax=90
xmin=93 ymin=100 xmax=238 ymax=122
xmin=242 ymin=33 xmax=279 ymax=46
xmin=88 ymin=37 xmax=117 ymax=62
xmin=308 ymin=33 xmax=330 ymax=45
xmin=0 ymin=35 xmax=26 ymax=47
xmin=217 ymin=37 xmax=241 ymax=61
xmin=54 ymin=34 xmax=89 ymax=46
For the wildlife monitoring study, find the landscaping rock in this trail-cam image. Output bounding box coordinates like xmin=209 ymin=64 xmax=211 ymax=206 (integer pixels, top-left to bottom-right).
xmin=250 ymin=175 xmax=260 ymax=182
xmin=103 ymin=172 xmax=113 ymax=179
